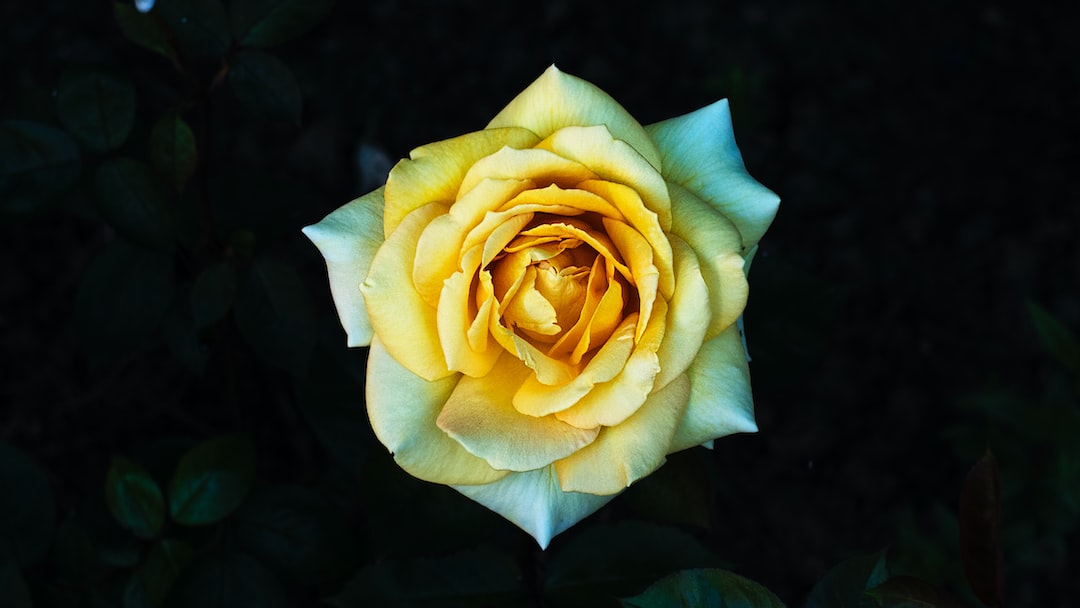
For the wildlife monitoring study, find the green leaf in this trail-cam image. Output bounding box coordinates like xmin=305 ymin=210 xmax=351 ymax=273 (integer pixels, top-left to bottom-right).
xmin=163 ymin=299 xmax=209 ymax=375
xmin=233 ymin=258 xmax=315 ymax=375
xmin=0 ymin=441 xmax=57 ymax=567
xmin=866 ymin=576 xmax=968 ymax=608
xmin=94 ymin=157 xmax=177 ymax=251
xmin=293 ymin=345 xmax=370 ymax=478
xmin=168 ymin=434 xmax=256 ymax=526
xmin=150 ymin=112 xmax=198 ymax=193
xmin=329 ymin=546 xmax=525 ymax=608
xmin=803 ymin=550 xmax=889 ymax=608
xmin=233 ymin=484 xmax=356 ymax=583
xmin=544 ymin=521 xmax=724 ymax=608
xmin=154 ymin=0 xmax=232 ymax=58
xmin=0 ymin=120 xmax=80 ymax=215
xmin=0 ymin=541 xmax=32 ymax=608
xmin=105 ymin=457 xmax=166 ymax=540
xmin=229 ymin=0 xmax=334 ymax=47
xmin=228 ymin=50 xmax=301 ymax=124
xmin=56 ymin=70 xmax=136 ymax=152
xmin=1028 ymin=301 xmax=1080 ymax=375
xmin=113 ymin=2 xmax=180 ymax=65
xmin=124 ymin=539 xmax=195 ymax=608
xmin=958 ymin=450 xmax=1003 ymax=608
xmin=74 ymin=239 xmax=175 ymax=365
xmin=166 ymin=551 xmax=286 ymax=608
xmin=621 ymin=568 xmax=786 ymax=608
xmin=190 ymin=263 xmax=236 ymax=328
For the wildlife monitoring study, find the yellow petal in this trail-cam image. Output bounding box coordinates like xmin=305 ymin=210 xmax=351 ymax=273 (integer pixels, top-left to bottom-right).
xmin=652 ymin=236 xmax=710 ymax=390
xmin=301 ymin=188 xmax=384 ymax=346
xmin=602 ymin=217 xmax=658 ymax=343
xmin=486 ymin=65 xmax=662 ymax=171
xmin=645 ymin=99 xmax=780 ymax=251
xmin=458 ymin=146 xmax=597 ymax=198
xmin=668 ymin=323 xmax=757 ymax=453
xmin=436 ymin=354 xmax=600 ymax=472
xmin=512 ymin=313 xmax=638 ymax=418
xmin=452 ymin=466 xmax=615 ymax=549
xmin=554 ymin=373 xmax=690 ymax=495
xmin=553 ymin=299 xmax=667 ymax=429
xmin=669 ymin=182 xmax=748 ymax=339
xmin=437 ymin=270 xmax=501 ymax=377
xmin=383 ymin=128 xmax=540 ymax=238
xmin=366 ymin=337 xmax=508 ymax=485
xmin=361 ymin=202 xmax=451 ymax=381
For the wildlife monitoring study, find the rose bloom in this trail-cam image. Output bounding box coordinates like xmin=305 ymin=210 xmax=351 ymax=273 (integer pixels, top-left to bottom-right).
xmin=304 ymin=66 xmax=779 ymax=548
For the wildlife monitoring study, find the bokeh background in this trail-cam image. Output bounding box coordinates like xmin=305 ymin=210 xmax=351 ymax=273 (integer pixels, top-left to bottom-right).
xmin=3 ymin=0 xmax=1078 ymax=606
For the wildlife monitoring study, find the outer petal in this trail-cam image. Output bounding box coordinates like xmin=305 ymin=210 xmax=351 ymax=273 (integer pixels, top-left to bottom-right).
xmin=487 ymin=65 xmax=662 ymax=171
xmin=668 ymin=323 xmax=758 ymax=453
xmin=366 ymin=337 xmax=508 ymax=485
xmin=453 ymin=466 xmax=614 ymax=549
xmin=361 ymin=202 xmax=451 ymax=381
xmin=669 ymin=183 xmax=749 ymax=340
xmin=554 ymin=374 xmax=690 ymax=495
xmin=302 ymin=188 xmax=384 ymax=347
xmin=646 ymin=99 xmax=780 ymax=250
xmin=652 ymin=235 xmax=710 ymax=390
xmin=383 ymin=127 xmax=541 ymax=238
xmin=436 ymin=354 xmax=600 ymax=472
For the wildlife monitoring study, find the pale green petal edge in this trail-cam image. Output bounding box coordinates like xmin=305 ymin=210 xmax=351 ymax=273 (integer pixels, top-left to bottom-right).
xmin=646 ymin=99 xmax=780 ymax=251
xmin=487 ymin=65 xmax=662 ymax=171
xmin=453 ymin=466 xmax=615 ymax=549
xmin=301 ymin=188 xmax=384 ymax=347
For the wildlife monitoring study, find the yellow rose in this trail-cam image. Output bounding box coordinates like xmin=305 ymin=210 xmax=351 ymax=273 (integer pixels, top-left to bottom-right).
xmin=303 ymin=66 xmax=779 ymax=548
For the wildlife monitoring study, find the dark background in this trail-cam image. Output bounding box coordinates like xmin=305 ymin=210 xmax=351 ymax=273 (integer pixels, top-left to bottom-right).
xmin=3 ymin=0 xmax=1078 ymax=606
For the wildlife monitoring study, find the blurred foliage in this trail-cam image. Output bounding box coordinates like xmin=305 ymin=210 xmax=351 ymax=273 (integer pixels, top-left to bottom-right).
xmin=1 ymin=0 xmax=1076 ymax=606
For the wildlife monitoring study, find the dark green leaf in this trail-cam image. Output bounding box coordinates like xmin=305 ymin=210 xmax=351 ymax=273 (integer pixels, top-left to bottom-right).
xmin=154 ymin=0 xmax=232 ymax=58
xmin=803 ymin=550 xmax=888 ymax=608
xmin=233 ymin=258 xmax=315 ymax=375
xmin=234 ymin=484 xmax=356 ymax=583
xmin=56 ymin=70 xmax=135 ymax=152
xmin=958 ymin=450 xmax=1003 ymax=607
xmin=105 ymin=457 xmax=166 ymax=540
xmin=866 ymin=576 xmax=968 ymax=608
xmin=621 ymin=568 xmax=785 ymax=608
xmin=94 ymin=157 xmax=177 ymax=250
xmin=1028 ymin=301 xmax=1080 ymax=375
xmin=190 ymin=263 xmax=236 ymax=328
xmin=329 ymin=546 xmax=525 ymax=608
xmin=293 ymin=345 xmax=369 ymax=478
xmin=0 ymin=441 xmax=57 ymax=566
xmin=74 ymin=239 xmax=175 ymax=364
xmin=113 ymin=2 xmax=180 ymax=65
xmin=228 ymin=50 xmax=301 ymax=124
xmin=0 ymin=541 xmax=32 ymax=608
xmin=150 ymin=112 xmax=198 ymax=193
xmin=163 ymin=299 xmax=209 ymax=375
xmin=0 ymin=120 xmax=80 ymax=215
xmin=168 ymin=434 xmax=256 ymax=526
xmin=545 ymin=521 xmax=723 ymax=608
xmin=124 ymin=539 xmax=195 ymax=608
xmin=229 ymin=0 xmax=334 ymax=47
xmin=166 ymin=551 xmax=286 ymax=608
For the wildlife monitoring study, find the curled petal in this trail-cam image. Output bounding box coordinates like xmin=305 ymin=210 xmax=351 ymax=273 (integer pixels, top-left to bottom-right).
xmin=384 ymin=128 xmax=540 ymax=238
xmin=361 ymin=202 xmax=451 ymax=381
xmin=366 ymin=337 xmax=507 ymax=485
xmin=669 ymin=182 xmax=748 ymax=339
xmin=436 ymin=354 xmax=600 ymax=472
xmin=652 ymin=235 xmax=710 ymax=390
xmin=554 ymin=373 xmax=690 ymax=495
xmin=646 ymin=99 xmax=780 ymax=250
xmin=487 ymin=65 xmax=662 ymax=170
xmin=301 ymin=188 xmax=384 ymax=346
xmin=669 ymin=323 xmax=758 ymax=453
xmin=453 ymin=466 xmax=614 ymax=549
